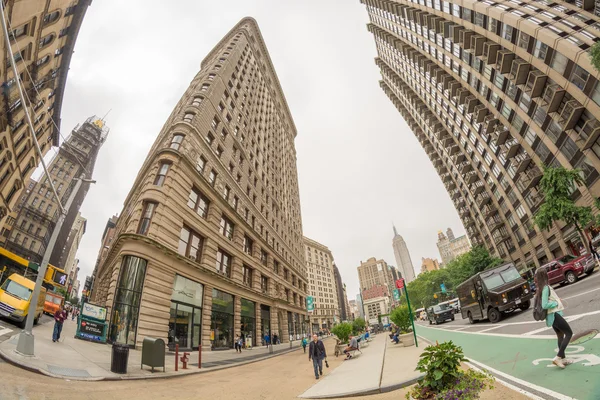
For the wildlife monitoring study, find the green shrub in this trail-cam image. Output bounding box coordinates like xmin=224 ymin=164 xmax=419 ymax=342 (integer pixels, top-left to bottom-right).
xmin=352 ymin=317 xmax=366 ymax=334
xmin=390 ymin=305 xmax=412 ymax=334
xmin=331 ymin=322 xmax=353 ymax=344
xmin=417 ymin=341 xmax=466 ymax=392
xmin=407 ymin=369 xmax=495 ymax=400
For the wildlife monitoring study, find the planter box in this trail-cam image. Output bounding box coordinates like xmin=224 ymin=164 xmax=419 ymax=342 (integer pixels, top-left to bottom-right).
xmin=400 ymin=332 xmax=415 ymax=346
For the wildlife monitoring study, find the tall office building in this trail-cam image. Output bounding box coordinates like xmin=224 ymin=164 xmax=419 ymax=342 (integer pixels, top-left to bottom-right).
xmin=421 ymin=257 xmax=441 ymax=273
xmin=61 ymin=212 xmax=86 ymax=278
xmin=392 ymin=226 xmax=416 ymax=282
xmin=363 ymin=0 xmax=600 ymax=269
xmin=303 ymin=236 xmax=340 ymax=331
xmin=357 ymin=257 xmax=397 ymax=309
xmin=333 ymin=263 xmax=348 ymax=321
xmin=0 ymin=0 xmax=91 ymax=234
xmin=437 ymin=228 xmax=472 ymax=264
xmin=92 ymin=18 xmax=307 ymax=350
xmin=3 ymin=116 xmax=107 ymax=267
xmin=89 ymin=214 xmax=118 ymax=296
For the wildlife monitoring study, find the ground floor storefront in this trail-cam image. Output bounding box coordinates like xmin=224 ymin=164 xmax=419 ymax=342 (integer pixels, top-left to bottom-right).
xmin=95 ymin=241 xmax=308 ymax=351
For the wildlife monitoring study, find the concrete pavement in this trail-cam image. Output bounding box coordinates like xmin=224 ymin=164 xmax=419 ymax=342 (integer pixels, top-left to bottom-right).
xmin=298 ymin=334 xmax=423 ymax=398
xmin=0 ymin=318 xmax=310 ymax=380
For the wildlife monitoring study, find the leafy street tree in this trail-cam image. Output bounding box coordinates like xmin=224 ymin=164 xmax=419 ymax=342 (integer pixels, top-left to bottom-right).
xmin=534 ymin=166 xmax=593 ymax=253
xmin=352 ymin=317 xmax=366 ymax=334
xmin=590 ymin=42 xmax=600 ymax=73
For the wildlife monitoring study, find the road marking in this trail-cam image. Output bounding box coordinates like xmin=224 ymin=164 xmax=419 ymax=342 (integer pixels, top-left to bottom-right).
xmin=465 ymin=361 xmax=546 ymax=400
xmin=475 ymin=325 xmax=504 ymax=333
xmin=532 ymin=345 xmax=600 ymax=367
xmin=466 ymin=358 xmax=575 ymax=400
xmin=0 ymin=328 xmax=12 ymax=336
xmin=562 ymin=287 xmax=600 ymax=301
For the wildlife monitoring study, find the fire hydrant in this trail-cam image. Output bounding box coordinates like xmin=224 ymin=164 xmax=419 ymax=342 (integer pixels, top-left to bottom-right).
xmin=180 ymin=352 xmax=190 ymax=369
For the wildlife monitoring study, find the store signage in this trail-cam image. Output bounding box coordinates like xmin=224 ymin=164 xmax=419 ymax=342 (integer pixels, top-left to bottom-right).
xmin=81 ymin=320 xmax=104 ymax=337
xmin=306 ymin=296 xmax=314 ymax=312
xmin=81 ymin=302 xmax=107 ymax=321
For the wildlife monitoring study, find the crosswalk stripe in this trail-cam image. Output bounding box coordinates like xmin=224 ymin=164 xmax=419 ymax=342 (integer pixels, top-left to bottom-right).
xmin=0 ymin=328 xmax=13 ymax=336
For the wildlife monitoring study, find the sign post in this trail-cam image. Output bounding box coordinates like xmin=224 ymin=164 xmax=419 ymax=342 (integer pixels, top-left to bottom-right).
xmin=396 ymin=278 xmax=418 ymax=347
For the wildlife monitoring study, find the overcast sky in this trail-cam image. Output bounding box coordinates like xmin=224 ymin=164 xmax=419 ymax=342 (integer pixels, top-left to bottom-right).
xmin=55 ymin=0 xmax=465 ymax=299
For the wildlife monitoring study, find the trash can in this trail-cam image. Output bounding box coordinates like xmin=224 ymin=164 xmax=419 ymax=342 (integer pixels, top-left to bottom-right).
xmin=111 ymin=344 xmax=129 ymax=374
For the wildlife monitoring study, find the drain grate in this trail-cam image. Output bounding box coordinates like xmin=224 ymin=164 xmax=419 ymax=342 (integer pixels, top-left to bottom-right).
xmin=47 ymin=365 xmax=91 ymax=377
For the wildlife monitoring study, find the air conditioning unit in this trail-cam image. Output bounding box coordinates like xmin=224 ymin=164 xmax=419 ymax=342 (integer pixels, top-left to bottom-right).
xmin=524 ymin=70 xmax=548 ymax=98
xmin=559 ymin=100 xmax=584 ymax=130
xmin=482 ymin=42 xmax=500 ymax=64
xmin=541 ymin=83 xmax=565 ymax=112
xmin=509 ymin=59 xmax=531 ymax=85
xmin=496 ymin=50 xmax=515 ymax=74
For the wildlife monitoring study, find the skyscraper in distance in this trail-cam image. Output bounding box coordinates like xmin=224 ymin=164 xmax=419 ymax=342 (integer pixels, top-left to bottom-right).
xmin=362 ymin=0 xmax=600 ymax=270
xmin=392 ymin=225 xmax=416 ymax=283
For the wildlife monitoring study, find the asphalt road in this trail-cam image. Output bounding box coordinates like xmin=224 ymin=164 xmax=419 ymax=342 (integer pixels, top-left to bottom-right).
xmin=416 ymin=268 xmax=600 ymax=337
xmin=0 ymin=313 xmax=53 ymax=344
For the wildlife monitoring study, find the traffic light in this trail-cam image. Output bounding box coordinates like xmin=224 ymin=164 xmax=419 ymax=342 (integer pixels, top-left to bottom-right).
xmin=433 ymin=293 xmax=438 ymax=299
xmin=44 ymin=265 xmax=67 ymax=287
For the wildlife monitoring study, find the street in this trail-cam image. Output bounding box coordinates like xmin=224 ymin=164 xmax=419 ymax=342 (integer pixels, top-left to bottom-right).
xmin=0 ymin=314 xmax=53 ymax=345
xmin=414 ymin=270 xmax=600 ymax=399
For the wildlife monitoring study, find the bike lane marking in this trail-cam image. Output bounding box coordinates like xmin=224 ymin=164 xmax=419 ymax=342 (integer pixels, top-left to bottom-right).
xmin=416 ymin=325 xmax=600 ymax=400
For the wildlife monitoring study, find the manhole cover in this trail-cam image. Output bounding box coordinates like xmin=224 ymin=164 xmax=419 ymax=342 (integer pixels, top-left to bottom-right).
xmin=47 ymin=365 xmax=91 ymax=377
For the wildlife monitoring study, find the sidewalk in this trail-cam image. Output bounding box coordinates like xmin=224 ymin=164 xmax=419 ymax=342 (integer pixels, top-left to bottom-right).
xmin=0 ymin=319 xmax=308 ymax=381
xmin=298 ymin=333 xmax=424 ymax=398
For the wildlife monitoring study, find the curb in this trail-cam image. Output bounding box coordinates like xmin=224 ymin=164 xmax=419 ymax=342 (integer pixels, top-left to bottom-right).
xmin=0 ymin=337 xmax=307 ymax=381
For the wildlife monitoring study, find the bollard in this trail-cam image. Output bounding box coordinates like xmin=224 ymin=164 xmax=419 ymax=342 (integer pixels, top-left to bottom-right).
xmin=175 ymin=344 xmax=179 ymax=372
xmin=198 ymin=344 xmax=202 ymax=369
xmin=181 ymin=352 xmax=190 ymax=369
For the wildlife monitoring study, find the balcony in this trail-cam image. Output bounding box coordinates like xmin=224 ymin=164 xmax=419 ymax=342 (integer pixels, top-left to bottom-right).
xmin=509 ymin=59 xmax=531 ymax=85
xmin=484 ymin=115 xmax=499 ymax=134
xmin=493 ymin=230 xmax=511 ymax=245
xmin=559 ymin=100 xmax=584 ymax=130
xmin=476 ymin=192 xmax=492 ymax=208
xmin=499 ymin=137 xmax=521 ymax=159
xmin=448 ymin=143 xmax=460 ymax=154
xmin=461 ymin=163 xmax=473 ymax=175
xmin=454 ymin=153 xmax=466 ymax=164
xmin=540 ymin=82 xmax=565 ymax=112
xmin=481 ymin=42 xmax=500 ymax=64
xmin=471 ymin=180 xmax=485 ymax=195
xmin=496 ymin=50 xmax=515 ymax=74
xmin=581 ymin=119 xmax=600 ymax=150
xmin=450 ymin=189 xmax=461 ymax=200
xmin=463 ymin=216 xmax=476 ymax=228
xmin=482 ymin=203 xmax=498 ymax=218
xmin=432 ymin=158 xmax=443 ymax=167
xmin=466 ymin=96 xmax=479 ymax=113
xmin=459 ymin=206 xmax=470 ymax=219
xmin=523 ymin=70 xmax=547 ymax=98
xmin=527 ymin=188 xmax=545 ymax=212
xmin=464 ymin=171 xmax=479 ymax=184
xmin=487 ymin=215 xmax=504 ymax=232
xmin=443 ymin=173 xmax=453 ymax=183
xmin=512 ymin=152 xmax=532 ymax=174
xmin=491 ymin=126 xmax=510 ymax=146
xmin=516 ymin=166 xmax=542 ymax=192
xmin=443 ymin=136 xmax=455 ymax=147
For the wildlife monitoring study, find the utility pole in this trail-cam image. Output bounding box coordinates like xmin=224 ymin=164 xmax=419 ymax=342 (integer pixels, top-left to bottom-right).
xmin=16 ymin=175 xmax=95 ymax=355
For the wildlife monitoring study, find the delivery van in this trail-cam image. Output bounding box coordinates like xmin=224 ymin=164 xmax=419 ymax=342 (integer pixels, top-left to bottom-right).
xmin=0 ymin=274 xmax=46 ymax=328
xmin=44 ymin=292 xmax=64 ymax=316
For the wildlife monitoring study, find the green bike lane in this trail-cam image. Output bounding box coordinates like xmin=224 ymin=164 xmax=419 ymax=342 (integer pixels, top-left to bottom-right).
xmin=416 ymin=325 xmax=600 ymax=400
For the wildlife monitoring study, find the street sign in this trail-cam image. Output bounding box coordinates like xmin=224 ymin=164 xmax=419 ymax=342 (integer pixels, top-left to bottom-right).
xmin=306 ymin=296 xmax=314 ymax=312
xmin=441 ymin=283 xmax=447 ymax=294
xmin=393 ymin=289 xmax=401 ymax=301
xmin=395 ymin=278 xmax=405 ymax=289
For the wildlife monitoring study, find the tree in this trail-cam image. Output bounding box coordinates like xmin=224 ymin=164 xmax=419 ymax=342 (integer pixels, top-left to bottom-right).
xmin=590 ymin=42 xmax=600 ymax=73
xmin=390 ymin=305 xmax=412 ymax=333
xmin=352 ymin=317 xmax=366 ymax=334
xmin=331 ymin=322 xmax=353 ymax=344
xmin=534 ymin=166 xmax=593 ymax=252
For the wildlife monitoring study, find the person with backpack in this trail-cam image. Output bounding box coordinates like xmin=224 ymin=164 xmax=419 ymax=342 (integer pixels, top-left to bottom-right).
xmin=301 ymin=336 xmax=308 ymax=353
xmin=533 ymin=268 xmax=573 ymax=368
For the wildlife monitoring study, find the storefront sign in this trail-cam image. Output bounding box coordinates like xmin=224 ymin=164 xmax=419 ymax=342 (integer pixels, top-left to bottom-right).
xmin=81 ymin=303 xmax=107 ymax=321
xmin=76 ymin=316 xmax=107 ymax=343
xmin=306 ymin=296 xmax=314 ymax=312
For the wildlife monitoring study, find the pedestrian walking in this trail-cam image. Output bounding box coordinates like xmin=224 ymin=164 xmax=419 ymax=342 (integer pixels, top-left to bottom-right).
xmin=234 ymin=335 xmax=242 ymax=353
xmin=308 ymin=334 xmax=327 ymax=380
xmin=71 ymin=308 xmax=77 ymax=321
xmin=301 ymin=336 xmax=308 ymax=353
xmin=589 ymin=240 xmax=600 ymax=260
xmin=264 ymin=333 xmax=270 ymax=346
xmin=273 ymin=332 xmax=278 ymax=345
xmin=52 ymin=306 xmax=67 ymax=342
xmin=534 ymin=268 xmax=573 ymax=369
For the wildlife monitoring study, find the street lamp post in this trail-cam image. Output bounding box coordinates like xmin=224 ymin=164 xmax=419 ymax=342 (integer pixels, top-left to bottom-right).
xmin=16 ymin=175 xmax=95 ymax=356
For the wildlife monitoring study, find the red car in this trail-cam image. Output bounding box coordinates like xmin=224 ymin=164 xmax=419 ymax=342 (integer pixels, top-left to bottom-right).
xmin=541 ymin=254 xmax=594 ymax=285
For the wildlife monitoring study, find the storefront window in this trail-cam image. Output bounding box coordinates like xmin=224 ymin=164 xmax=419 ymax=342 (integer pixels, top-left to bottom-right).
xmin=169 ymin=275 xmax=203 ymax=350
xmin=240 ymin=299 xmax=255 ymax=347
xmin=211 ymin=288 xmax=234 ymax=350
xmin=109 ymin=256 xmax=147 ymax=346
xmin=260 ymin=304 xmax=270 ymax=346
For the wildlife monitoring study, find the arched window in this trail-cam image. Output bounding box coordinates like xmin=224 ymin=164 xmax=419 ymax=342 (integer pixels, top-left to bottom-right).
xmin=183 ymin=113 xmax=194 ymax=123
xmin=43 ymin=10 xmax=61 ymax=26
xmin=39 ymin=33 xmax=55 ymax=48
xmin=154 ymin=162 xmax=171 ymax=186
xmin=137 ymin=202 xmax=157 ymax=235
xmin=192 ymin=96 xmax=203 ymax=106
xmin=36 ymin=55 xmax=50 ymax=66
xmin=170 ymin=134 xmax=184 ymax=150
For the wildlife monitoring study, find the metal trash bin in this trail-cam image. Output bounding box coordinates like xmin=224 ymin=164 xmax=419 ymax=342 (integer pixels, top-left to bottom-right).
xmin=110 ymin=344 xmax=129 ymax=374
xmin=141 ymin=337 xmax=165 ymax=372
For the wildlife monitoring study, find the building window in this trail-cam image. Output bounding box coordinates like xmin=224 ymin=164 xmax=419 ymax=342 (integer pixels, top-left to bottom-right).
xmin=533 ymin=40 xmax=548 ymax=60
xmin=219 ymin=215 xmax=234 ymax=240
xmin=178 ymin=226 xmax=204 ymax=262
xmin=154 ymin=162 xmax=170 ymax=186
xmin=260 ymin=249 xmax=268 ymax=266
xmin=242 ymin=265 xmax=253 ymax=286
xmin=183 ymin=113 xmax=195 ymax=123
xmin=208 ymin=169 xmax=217 ymax=186
xmin=187 ymin=187 xmax=210 ymax=218
xmin=196 ymin=155 xmax=207 ymax=173
xmin=43 ymin=10 xmax=61 ymax=26
xmin=261 ymin=275 xmax=268 ymax=293
xmin=223 ymin=185 xmax=230 ymax=201
xmin=570 ymin=65 xmax=589 ymax=91
xmin=137 ymin=202 xmax=157 ymax=235
xmin=216 ymin=249 xmax=232 ymax=276
xmin=550 ymin=51 xmax=568 ymax=75
xmin=192 ymin=96 xmax=203 ymax=106
xmin=244 ymin=235 xmax=253 ymax=255
xmin=170 ymin=134 xmax=184 ymax=150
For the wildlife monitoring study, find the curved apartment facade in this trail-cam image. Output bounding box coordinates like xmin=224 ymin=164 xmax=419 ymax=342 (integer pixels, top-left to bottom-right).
xmin=362 ymin=0 xmax=600 ymax=270
xmin=92 ymin=18 xmax=308 ymax=349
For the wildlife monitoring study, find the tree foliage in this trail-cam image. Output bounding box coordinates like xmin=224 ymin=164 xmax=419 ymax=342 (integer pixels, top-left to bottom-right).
xmin=331 ymin=322 xmax=353 ymax=344
xmin=390 ymin=305 xmax=412 ymax=333
xmin=404 ymin=246 xmax=502 ymax=308
xmin=534 ymin=166 xmax=593 ymax=250
xmin=590 ymin=42 xmax=600 ymax=73
xmin=351 ymin=317 xmax=366 ymax=335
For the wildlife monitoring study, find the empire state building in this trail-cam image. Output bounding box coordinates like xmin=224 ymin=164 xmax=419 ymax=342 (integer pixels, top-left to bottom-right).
xmin=392 ymin=226 xmax=416 ymax=283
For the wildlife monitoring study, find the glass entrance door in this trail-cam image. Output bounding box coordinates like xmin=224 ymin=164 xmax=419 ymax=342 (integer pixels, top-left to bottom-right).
xmin=168 ymin=302 xmax=202 ymax=350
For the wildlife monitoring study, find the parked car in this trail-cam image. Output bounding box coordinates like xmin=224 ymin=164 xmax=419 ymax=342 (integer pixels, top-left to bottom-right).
xmin=540 ymin=254 xmax=593 ymax=285
xmin=426 ymin=303 xmax=455 ymax=325
xmin=456 ymin=263 xmax=533 ymax=324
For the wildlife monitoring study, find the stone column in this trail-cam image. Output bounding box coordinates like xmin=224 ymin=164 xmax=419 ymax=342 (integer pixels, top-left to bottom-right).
xmin=234 ymin=295 xmax=241 ymax=340
xmin=202 ymin=284 xmax=213 ymax=349
xmin=255 ymin=302 xmax=261 ymax=347
xmin=270 ymin=306 xmax=280 ymax=343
